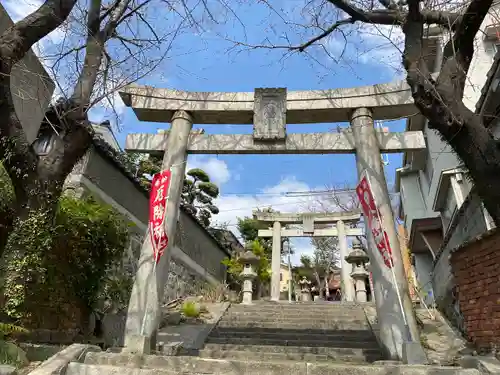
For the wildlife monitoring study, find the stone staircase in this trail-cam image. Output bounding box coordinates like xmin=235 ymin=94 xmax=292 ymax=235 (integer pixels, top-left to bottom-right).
xmin=43 ymin=302 xmax=482 ymax=375
xmin=200 ymin=301 xmax=382 ymax=363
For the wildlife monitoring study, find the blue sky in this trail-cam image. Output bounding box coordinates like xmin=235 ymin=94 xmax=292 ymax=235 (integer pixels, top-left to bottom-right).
xmin=4 ymin=0 xmax=407 ymax=263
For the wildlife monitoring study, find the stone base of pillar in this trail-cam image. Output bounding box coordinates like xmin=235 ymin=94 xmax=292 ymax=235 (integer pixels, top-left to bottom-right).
xmin=355 ymin=278 xmax=368 ymax=302
xmin=402 ymin=341 xmax=428 ymax=364
xmin=301 ymin=290 xmax=311 ymax=302
xmin=242 ymin=291 xmax=253 ymax=305
xmin=241 ymin=277 xmax=254 ymax=305
xmin=355 ymin=288 xmax=367 ymax=302
xmin=123 ymin=334 xmax=156 ymax=355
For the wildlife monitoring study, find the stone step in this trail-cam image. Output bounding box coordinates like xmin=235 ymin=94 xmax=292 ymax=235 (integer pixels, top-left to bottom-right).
xmin=228 ymin=305 xmax=369 ymax=314
xmin=66 ymin=363 xmax=180 ymax=375
xmin=83 ymin=352 xmax=481 ymax=375
xmin=199 ymin=348 xmax=381 ymax=363
xmin=205 ymin=337 xmax=378 ymax=348
xmin=221 ymin=317 xmax=368 ymax=324
xmin=203 ymin=343 xmax=381 ymax=356
xmin=226 ymin=311 xmax=367 ymax=319
xmin=232 ymin=301 xmax=374 ymax=307
xmin=217 ymin=320 xmax=371 ymax=330
xmin=209 ymin=328 xmax=376 ymax=341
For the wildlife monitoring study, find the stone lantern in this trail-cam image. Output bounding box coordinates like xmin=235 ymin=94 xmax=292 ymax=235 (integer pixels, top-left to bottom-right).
xmin=345 ymin=239 xmax=370 ymax=303
xmin=238 ymin=247 xmax=259 ymax=305
xmin=298 ymin=276 xmax=312 ymax=302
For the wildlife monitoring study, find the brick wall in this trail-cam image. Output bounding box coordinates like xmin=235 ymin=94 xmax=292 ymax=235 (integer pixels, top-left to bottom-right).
xmin=450 ymin=229 xmax=500 ymax=350
xmin=433 ymin=188 xmax=488 ymax=328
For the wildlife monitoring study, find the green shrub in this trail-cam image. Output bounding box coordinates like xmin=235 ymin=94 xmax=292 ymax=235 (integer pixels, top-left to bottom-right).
xmin=0 ymin=163 xmax=131 ymax=328
xmin=181 ymin=301 xmax=200 ymax=318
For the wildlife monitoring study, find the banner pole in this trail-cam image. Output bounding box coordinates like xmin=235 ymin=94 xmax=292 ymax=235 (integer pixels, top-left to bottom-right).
xmin=365 ymin=171 xmax=412 ymax=342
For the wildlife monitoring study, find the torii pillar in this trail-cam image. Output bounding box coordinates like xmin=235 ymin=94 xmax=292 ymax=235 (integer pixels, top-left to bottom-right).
xmin=337 ymin=220 xmax=356 ymax=301
xmin=351 ymin=107 xmax=420 ymax=360
xmin=123 ymin=110 xmax=193 ymax=353
xmin=270 ymin=221 xmax=282 ymax=301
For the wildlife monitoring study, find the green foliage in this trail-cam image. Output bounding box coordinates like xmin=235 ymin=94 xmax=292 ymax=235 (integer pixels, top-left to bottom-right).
xmin=137 ymin=155 xmax=163 ymax=190
xmin=183 ymin=169 xmax=220 ymax=227
xmin=0 ymin=323 xmax=27 ymax=341
xmin=300 ymin=255 xmax=312 ymax=269
xmin=126 ymin=153 xmax=220 ymax=227
xmin=2 ymin=195 xmax=130 ymax=326
xmin=96 ymin=263 xmax=134 ymax=313
xmin=181 ymin=301 xmax=200 ymax=318
xmin=235 ymin=208 xmax=292 ymax=261
xmin=0 ymin=166 xmax=14 ymax=215
xmin=236 ymin=217 xmax=267 ymax=244
xmin=187 ymin=168 xmax=210 ymax=182
xmin=3 ymin=210 xmax=53 ymax=320
xmin=293 ymin=256 xmax=315 ymax=282
xmin=222 ymin=240 xmax=270 ymax=284
xmin=55 ymin=196 xmax=130 ymax=308
xmin=0 ymin=166 xmax=15 ymax=255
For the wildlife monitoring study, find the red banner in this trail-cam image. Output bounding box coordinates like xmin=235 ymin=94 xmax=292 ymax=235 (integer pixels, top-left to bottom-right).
xmin=149 ymin=170 xmax=171 ymax=264
xmin=356 ymin=173 xmax=393 ymax=268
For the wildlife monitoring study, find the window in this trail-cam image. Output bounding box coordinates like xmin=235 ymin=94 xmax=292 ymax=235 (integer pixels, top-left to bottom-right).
xmin=494 ymin=41 xmax=500 ymax=54
xmin=423 ymin=134 xmax=434 ymax=190
xmin=441 ymin=187 xmax=457 ymax=232
xmin=280 ymin=273 xmax=283 ymax=281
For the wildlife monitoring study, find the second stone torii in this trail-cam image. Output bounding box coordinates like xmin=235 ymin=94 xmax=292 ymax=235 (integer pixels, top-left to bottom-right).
xmin=253 ymin=210 xmax=362 ymax=302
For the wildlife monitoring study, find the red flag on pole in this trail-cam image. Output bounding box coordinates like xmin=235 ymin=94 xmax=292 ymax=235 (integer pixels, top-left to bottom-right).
xmin=355 ymin=173 xmax=393 ymax=268
xmin=148 ymin=170 xmax=171 ymax=264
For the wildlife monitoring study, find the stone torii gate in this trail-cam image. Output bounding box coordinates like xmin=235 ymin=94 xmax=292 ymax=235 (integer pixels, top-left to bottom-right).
xmin=253 ymin=210 xmax=362 ymax=302
xmin=120 ymin=82 xmax=424 ymax=359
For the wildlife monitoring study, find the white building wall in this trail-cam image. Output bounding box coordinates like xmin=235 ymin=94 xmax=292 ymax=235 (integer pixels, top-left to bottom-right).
xmin=462 ymin=11 xmax=500 ymax=111
xmin=403 ymin=8 xmax=500 ymax=237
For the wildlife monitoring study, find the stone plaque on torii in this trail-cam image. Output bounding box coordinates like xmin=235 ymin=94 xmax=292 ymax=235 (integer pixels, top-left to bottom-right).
xmin=253 ymin=210 xmax=362 ymax=303
xmin=119 ymin=81 xmax=425 ymax=360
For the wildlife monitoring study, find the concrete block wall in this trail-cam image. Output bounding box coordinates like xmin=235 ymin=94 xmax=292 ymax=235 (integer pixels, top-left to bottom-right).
xmin=450 ymin=229 xmax=500 ymax=350
xmin=0 ymin=3 xmax=55 ymax=144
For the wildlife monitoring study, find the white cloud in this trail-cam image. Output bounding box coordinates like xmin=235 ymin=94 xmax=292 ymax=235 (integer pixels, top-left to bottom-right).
xmin=327 ymin=23 xmax=406 ymax=78
xmin=187 ymin=156 xmax=231 ymax=186
xmin=211 ymin=176 xmax=327 ymax=264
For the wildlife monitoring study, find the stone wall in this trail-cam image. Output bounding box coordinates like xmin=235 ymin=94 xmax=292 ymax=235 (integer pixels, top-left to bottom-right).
xmin=449 ymin=229 xmax=500 ymax=350
xmin=175 ymin=213 xmax=228 ymax=282
xmin=164 ymin=256 xmax=212 ymax=303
